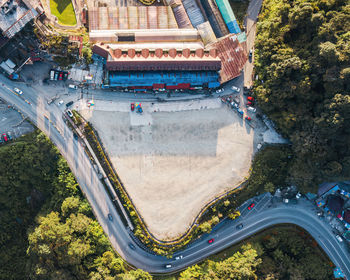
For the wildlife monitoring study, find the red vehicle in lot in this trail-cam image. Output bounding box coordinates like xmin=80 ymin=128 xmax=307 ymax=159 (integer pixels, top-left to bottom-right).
xmin=247 ymin=96 xmax=254 ymax=102
xmin=245 ymin=116 xmax=252 ymax=121
xmin=2 ymin=133 xmax=8 ymax=142
xmin=248 ymin=203 xmax=255 ymax=210
xmin=208 ymin=238 xmax=215 ymax=244
xmin=131 ymin=103 xmax=135 ymax=111
xmin=59 ymin=72 xmax=63 ymax=80
xmin=247 ymin=101 xmax=253 ymax=106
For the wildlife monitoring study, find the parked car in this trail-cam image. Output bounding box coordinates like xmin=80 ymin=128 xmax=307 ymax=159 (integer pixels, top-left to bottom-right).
xmin=236 ymin=223 xmax=244 ymax=230
xmin=14 ymin=87 xmax=23 ymax=95
xmin=247 ymin=96 xmax=254 ymax=101
xmin=68 ymin=84 xmax=78 ymax=90
xmin=108 ymin=214 xmax=113 ymax=221
xmin=63 ymin=72 xmax=69 ymax=80
xmin=247 ymin=101 xmax=253 ymax=106
xmin=231 ymin=102 xmax=239 ymax=109
xmin=237 ymin=108 xmax=244 ymax=115
xmin=208 ymin=238 xmax=215 ymax=244
xmin=66 ymin=101 xmax=73 ymax=107
xmin=247 ymin=106 xmax=256 ymax=113
xmin=58 ymin=100 xmax=64 ymax=106
xmin=59 ymin=72 xmax=63 ymax=80
xmin=231 ymin=86 xmax=240 ymax=93
xmin=249 ymin=49 xmax=253 ymax=62
xmin=248 ymin=203 xmax=255 ymax=210
xmin=245 ymin=116 xmax=252 ymax=121
xmin=128 ymin=243 xmax=136 ymax=250
xmin=131 ymin=103 xmax=135 ymax=111
xmin=73 ymin=133 xmax=78 ymax=140
xmin=216 ymin=88 xmax=224 ymax=93
xmin=2 ymin=133 xmax=8 ymax=142
xmin=67 ymin=110 xmax=73 ymax=118
xmin=54 ymin=72 xmax=59 ymax=80
xmin=7 ymin=132 xmax=13 ymax=141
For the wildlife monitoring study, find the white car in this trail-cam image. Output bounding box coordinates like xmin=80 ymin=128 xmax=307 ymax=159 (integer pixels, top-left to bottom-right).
xmin=58 ymin=100 xmax=64 ymax=106
xmin=175 ymin=255 xmax=183 ymax=260
xmin=231 ymin=101 xmax=239 ymax=109
xmin=66 ymin=109 xmax=73 ymax=118
xmin=14 ymin=87 xmax=23 ymax=95
xmin=231 ymin=86 xmax=240 ymax=93
xmin=216 ymin=88 xmax=224 ymax=93
xmin=247 ymin=106 xmax=256 ymax=112
xmin=335 ymin=235 xmax=343 ymax=242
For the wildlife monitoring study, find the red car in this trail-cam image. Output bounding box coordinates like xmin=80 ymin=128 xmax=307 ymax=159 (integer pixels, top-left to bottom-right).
xmin=248 ymin=203 xmax=255 ymax=210
xmin=208 ymin=238 xmax=215 ymax=244
xmin=131 ymin=103 xmax=135 ymax=111
xmin=245 ymin=116 xmax=252 ymax=121
xmin=59 ymin=73 xmax=63 ymax=80
xmin=2 ymin=133 xmax=8 ymax=142
xmin=247 ymin=96 xmax=254 ymax=101
xmin=247 ymin=101 xmax=253 ymax=106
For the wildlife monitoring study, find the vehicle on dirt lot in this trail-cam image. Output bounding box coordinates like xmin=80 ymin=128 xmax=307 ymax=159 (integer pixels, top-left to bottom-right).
xmin=231 ymin=86 xmax=240 ymax=93
xmin=208 ymin=238 xmax=215 ymax=244
xmin=248 ymin=203 xmax=255 ymax=210
xmin=67 ymin=110 xmax=73 ymax=118
xmin=58 ymin=100 xmax=64 ymax=106
xmin=131 ymin=103 xmax=135 ymax=111
xmin=66 ymin=101 xmax=73 ymax=107
xmin=14 ymin=87 xmax=23 ymax=95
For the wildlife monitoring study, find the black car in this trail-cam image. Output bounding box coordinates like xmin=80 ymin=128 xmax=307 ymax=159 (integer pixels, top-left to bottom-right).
xmin=73 ymin=133 xmax=78 ymax=140
xmin=66 ymin=101 xmax=73 ymax=107
xmin=236 ymin=223 xmax=244 ymax=230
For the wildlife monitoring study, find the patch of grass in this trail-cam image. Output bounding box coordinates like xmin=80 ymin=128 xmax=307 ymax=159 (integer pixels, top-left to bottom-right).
xmin=50 ymin=0 xmax=77 ymax=26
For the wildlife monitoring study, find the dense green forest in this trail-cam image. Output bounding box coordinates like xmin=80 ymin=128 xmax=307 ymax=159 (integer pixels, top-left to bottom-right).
xmin=254 ymin=0 xmax=350 ymax=191
xmin=0 ymin=132 xmax=151 ymax=280
xmin=178 ymin=227 xmax=333 ymax=280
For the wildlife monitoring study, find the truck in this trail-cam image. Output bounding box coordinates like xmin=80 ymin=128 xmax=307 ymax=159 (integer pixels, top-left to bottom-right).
xmin=47 ymin=95 xmax=59 ymax=105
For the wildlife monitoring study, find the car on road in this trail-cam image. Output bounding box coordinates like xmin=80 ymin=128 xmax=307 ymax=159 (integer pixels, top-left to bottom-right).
xmin=208 ymin=238 xmax=215 ymax=244
xmin=131 ymin=103 xmax=135 ymax=111
xmin=175 ymin=255 xmax=183 ymax=260
xmin=247 ymin=106 xmax=256 ymax=113
xmin=67 ymin=110 xmax=73 ymax=118
xmin=2 ymin=133 xmax=8 ymax=142
xmin=336 ymin=235 xmax=343 ymax=242
xmin=216 ymin=88 xmax=224 ymax=93
xmin=236 ymin=223 xmax=244 ymax=230
xmin=245 ymin=116 xmax=252 ymax=121
xmin=165 ymin=264 xmax=172 ymax=268
xmin=231 ymin=86 xmax=240 ymax=93
xmin=14 ymin=87 xmax=23 ymax=95
xmin=58 ymin=100 xmax=64 ymax=106
xmin=248 ymin=203 xmax=255 ymax=210
xmin=108 ymin=214 xmax=113 ymax=221
xmin=249 ymin=49 xmax=253 ymax=62
xmin=128 ymin=243 xmax=136 ymax=250
xmin=73 ymin=133 xmax=78 ymax=140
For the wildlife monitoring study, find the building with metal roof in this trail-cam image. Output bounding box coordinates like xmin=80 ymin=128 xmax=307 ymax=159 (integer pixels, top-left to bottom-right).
xmin=215 ymin=0 xmax=241 ymax=34
xmin=327 ymin=195 xmax=344 ymax=214
xmin=208 ymin=34 xmax=247 ymax=83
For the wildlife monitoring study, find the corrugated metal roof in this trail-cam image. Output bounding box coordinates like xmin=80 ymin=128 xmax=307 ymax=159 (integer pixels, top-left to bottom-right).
xmin=171 ymin=2 xmax=193 ymax=28
xmin=210 ymin=34 xmax=247 ymax=83
xmin=197 ymin=21 xmax=217 ymax=45
xmin=215 ymin=0 xmax=241 ymax=34
xmin=182 ymin=0 xmax=205 ymax=28
xmin=201 ymin=0 xmax=229 ymax=37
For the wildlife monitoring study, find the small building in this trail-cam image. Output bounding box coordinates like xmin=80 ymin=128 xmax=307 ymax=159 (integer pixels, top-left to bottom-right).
xmin=0 ymin=0 xmax=38 ymax=38
xmin=343 ymin=209 xmax=350 ymax=224
xmin=327 ymin=195 xmax=344 ymax=215
xmin=0 ymin=58 xmax=16 ymax=74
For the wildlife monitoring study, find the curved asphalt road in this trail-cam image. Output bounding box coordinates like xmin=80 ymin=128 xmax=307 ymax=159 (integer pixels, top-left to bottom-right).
xmin=0 ymin=76 xmax=349 ymax=277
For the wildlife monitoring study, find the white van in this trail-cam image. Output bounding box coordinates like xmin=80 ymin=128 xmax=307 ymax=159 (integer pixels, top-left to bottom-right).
xmin=50 ymin=70 xmax=55 ymax=81
xmin=68 ymin=84 xmax=78 ymax=90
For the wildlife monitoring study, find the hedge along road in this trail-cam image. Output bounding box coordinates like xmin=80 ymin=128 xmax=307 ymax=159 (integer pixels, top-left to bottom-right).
xmin=0 ymin=76 xmax=349 ymax=277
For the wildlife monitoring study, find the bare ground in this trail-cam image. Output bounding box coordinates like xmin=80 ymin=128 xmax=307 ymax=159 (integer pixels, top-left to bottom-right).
xmin=80 ymin=99 xmax=261 ymax=240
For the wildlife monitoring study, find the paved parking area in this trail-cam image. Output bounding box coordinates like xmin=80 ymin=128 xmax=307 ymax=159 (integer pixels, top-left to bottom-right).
xmin=0 ymin=99 xmax=34 ymax=139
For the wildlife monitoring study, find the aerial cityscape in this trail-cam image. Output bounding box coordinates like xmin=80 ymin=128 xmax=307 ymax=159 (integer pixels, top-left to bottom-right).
xmin=0 ymin=0 xmax=349 ymax=279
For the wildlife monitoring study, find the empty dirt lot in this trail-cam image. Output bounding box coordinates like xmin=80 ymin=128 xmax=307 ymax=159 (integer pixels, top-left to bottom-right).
xmin=80 ymin=99 xmax=262 ymax=240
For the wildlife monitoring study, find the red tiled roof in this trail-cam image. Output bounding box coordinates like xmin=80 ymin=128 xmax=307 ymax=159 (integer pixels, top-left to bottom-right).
xmin=92 ymin=45 xmax=109 ymax=59
xmin=210 ymin=34 xmax=247 ymax=83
